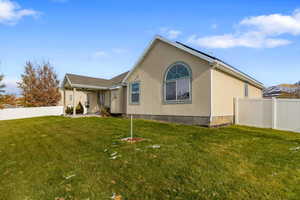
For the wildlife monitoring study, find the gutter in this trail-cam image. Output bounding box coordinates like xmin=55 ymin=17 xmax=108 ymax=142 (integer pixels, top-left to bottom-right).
xmin=109 ymin=85 xmax=122 ymax=90
xmin=68 ymin=83 xmax=124 ymax=91
xmin=71 ymin=84 xmax=110 ymax=90
xmin=214 ymin=60 xmax=264 ymax=89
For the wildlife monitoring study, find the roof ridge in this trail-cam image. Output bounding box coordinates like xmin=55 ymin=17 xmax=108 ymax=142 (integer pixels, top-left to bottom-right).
xmin=66 ymin=73 xmax=110 ymax=81
xmin=65 ymin=71 xmax=129 ymax=89
xmin=123 ymin=35 xmax=263 ymax=88
xmin=175 ymin=41 xmax=218 ymax=60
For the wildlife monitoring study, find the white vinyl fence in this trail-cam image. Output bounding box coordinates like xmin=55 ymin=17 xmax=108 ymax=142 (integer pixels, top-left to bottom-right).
xmin=235 ymin=98 xmax=300 ymax=133
xmin=0 ymin=106 xmax=64 ymax=121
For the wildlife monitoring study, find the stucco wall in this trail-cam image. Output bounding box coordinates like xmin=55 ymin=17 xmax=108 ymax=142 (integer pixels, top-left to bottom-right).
xmin=249 ymin=84 xmax=262 ymax=97
xmin=104 ymin=90 xmax=111 ymax=108
xmin=111 ymin=88 xmax=124 ymax=114
xmin=60 ymin=89 xmax=88 ymax=107
xmin=122 ymin=86 xmax=127 ymax=114
xmin=59 ymin=89 xmax=99 ymax=113
xmin=212 ymin=69 xmax=262 ymax=116
xmin=87 ymin=92 xmax=99 ymax=113
xmin=126 ymin=40 xmax=211 ymax=117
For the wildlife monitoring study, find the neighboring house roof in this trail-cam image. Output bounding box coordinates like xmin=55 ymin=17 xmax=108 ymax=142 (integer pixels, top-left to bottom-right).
xmin=263 ymin=85 xmax=300 ymax=97
xmin=123 ymin=35 xmax=264 ymax=89
xmin=64 ymin=71 xmax=129 ymax=90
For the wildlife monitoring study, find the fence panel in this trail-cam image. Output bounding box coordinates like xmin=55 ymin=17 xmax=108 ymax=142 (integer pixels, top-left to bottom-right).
xmin=237 ymin=98 xmax=273 ymax=128
xmin=236 ymin=98 xmax=300 ymax=133
xmin=276 ymin=99 xmax=300 ymax=132
xmin=0 ymin=106 xmax=64 ymax=121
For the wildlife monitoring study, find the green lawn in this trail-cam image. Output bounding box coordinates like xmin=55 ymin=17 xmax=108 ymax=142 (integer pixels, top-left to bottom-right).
xmin=0 ymin=117 xmax=300 ymax=200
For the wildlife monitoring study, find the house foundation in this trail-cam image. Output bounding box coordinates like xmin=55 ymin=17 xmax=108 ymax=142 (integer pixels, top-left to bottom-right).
xmin=126 ymin=114 xmax=233 ymax=127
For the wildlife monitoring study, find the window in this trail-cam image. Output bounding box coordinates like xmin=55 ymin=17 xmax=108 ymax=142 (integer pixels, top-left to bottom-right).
xmin=69 ymin=95 xmax=73 ymax=101
xmin=130 ymin=82 xmax=140 ymax=104
xmin=244 ymin=83 xmax=249 ymax=97
xmin=164 ymin=62 xmax=191 ymax=102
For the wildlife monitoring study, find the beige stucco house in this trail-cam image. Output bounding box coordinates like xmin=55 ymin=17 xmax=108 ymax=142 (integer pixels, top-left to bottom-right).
xmin=61 ymin=35 xmax=263 ymax=126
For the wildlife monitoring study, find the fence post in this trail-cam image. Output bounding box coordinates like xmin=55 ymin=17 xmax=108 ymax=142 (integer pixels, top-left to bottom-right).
xmin=234 ymin=97 xmax=239 ymax=124
xmin=272 ymin=97 xmax=277 ymax=129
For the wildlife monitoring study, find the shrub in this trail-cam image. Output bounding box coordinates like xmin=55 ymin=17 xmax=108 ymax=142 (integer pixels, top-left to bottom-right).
xmin=65 ymin=102 xmax=84 ymax=115
xmin=76 ymin=102 xmax=84 ymax=114
xmin=100 ymin=106 xmax=111 ymax=117
xmin=65 ymin=106 xmax=73 ymax=115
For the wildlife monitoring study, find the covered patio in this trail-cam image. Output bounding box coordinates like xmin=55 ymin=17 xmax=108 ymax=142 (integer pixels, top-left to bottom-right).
xmin=61 ymin=72 xmax=128 ymax=116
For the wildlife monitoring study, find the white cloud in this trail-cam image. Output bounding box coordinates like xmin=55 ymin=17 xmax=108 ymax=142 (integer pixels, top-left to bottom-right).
xmin=187 ymin=9 xmax=300 ymax=48
xmin=0 ymin=0 xmax=39 ymax=25
xmin=167 ymin=30 xmax=182 ymax=39
xmin=93 ymin=51 xmax=108 ymax=58
xmin=187 ymin=32 xmax=291 ymax=48
xmin=211 ymin=24 xmax=218 ymax=29
xmin=240 ymin=9 xmax=300 ymax=35
xmin=50 ymin=0 xmax=69 ymax=3
xmin=93 ymin=48 xmax=128 ymax=58
xmin=112 ymin=48 xmax=128 ymax=54
xmin=160 ymin=28 xmax=182 ymax=39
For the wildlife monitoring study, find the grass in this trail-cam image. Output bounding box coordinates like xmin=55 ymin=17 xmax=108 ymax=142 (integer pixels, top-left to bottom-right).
xmin=0 ymin=116 xmax=300 ymax=200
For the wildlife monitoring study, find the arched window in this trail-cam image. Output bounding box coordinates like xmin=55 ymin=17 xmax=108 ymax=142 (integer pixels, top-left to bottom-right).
xmin=164 ymin=62 xmax=191 ymax=102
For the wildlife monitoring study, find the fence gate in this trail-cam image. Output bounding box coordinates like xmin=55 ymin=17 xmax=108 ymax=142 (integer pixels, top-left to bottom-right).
xmin=235 ymin=98 xmax=300 ymax=133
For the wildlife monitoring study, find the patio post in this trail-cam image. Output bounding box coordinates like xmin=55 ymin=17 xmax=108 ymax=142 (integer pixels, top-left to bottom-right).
xmin=73 ymin=88 xmax=76 ymax=116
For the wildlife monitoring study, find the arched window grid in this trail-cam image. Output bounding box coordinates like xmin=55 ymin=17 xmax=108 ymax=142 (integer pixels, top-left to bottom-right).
xmin=163 ymin=62 xmax=192 ymax=104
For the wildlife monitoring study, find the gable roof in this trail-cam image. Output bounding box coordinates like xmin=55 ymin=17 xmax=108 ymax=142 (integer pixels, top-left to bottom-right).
xmin=176 ymin=42 xmax=263 ymax=86
xmin=110 ymin=71 xmax=129 ymax=85
xmin=64 ymin=71 xmax=129 ymax=90
xmin=122 ymin=35 xmax=264 ymax=89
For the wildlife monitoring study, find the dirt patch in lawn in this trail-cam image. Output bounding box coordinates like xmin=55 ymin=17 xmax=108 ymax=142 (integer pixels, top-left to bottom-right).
xmin=121 ymin=137 xmax=145 ymax=143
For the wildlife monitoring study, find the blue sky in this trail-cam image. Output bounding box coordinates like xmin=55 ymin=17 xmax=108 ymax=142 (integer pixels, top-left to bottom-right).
xmin=0 ymin=0 xmax=300 ymax=94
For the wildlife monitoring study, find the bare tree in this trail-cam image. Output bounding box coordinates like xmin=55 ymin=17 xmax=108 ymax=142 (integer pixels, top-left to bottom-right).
xmin=18 ymin=61 xmax=61 ymax=107
xmin=296 ymin=88 xmax=300 ymax=98
xmin=0 ymin=74 xmax=5 ymax=94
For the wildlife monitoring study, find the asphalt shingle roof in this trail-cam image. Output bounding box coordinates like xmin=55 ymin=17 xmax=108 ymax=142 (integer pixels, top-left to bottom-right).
xmin=110 ymin=71 xmax=129 ymax=85
xmin=66 ymin=71 xmax=129 ymax=88
xmin=176 ymin=41 xmax=263 ymax=85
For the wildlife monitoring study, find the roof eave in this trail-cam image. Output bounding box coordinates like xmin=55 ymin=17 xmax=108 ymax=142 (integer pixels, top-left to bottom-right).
xmin=122 ymin=35 xmax=215 ymax=83
xmin=122 ymin=35 xmax=263 ymax=89
xmin=62 ymin=75 xmax=73 ymax=88
xmin=214 ymin=61 xmax=264 ymax=89
xmin=71 ymin=84 xmax=110 ymax=90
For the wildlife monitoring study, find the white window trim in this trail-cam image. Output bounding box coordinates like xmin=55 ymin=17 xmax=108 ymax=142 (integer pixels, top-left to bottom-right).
xmin=130 ymin=82 xmax=140 ymax=105
xmin=163 ymin=62 xmax=192 ymax=104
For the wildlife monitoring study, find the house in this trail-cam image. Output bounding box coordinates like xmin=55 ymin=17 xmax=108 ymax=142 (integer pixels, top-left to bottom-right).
xmin=61 ymin=35 xmax=264 ymax=126
xmin=60 ymin=71 xmax=128 ymax=114
xmin=263 ymin=84 xmax=300 ymax=98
